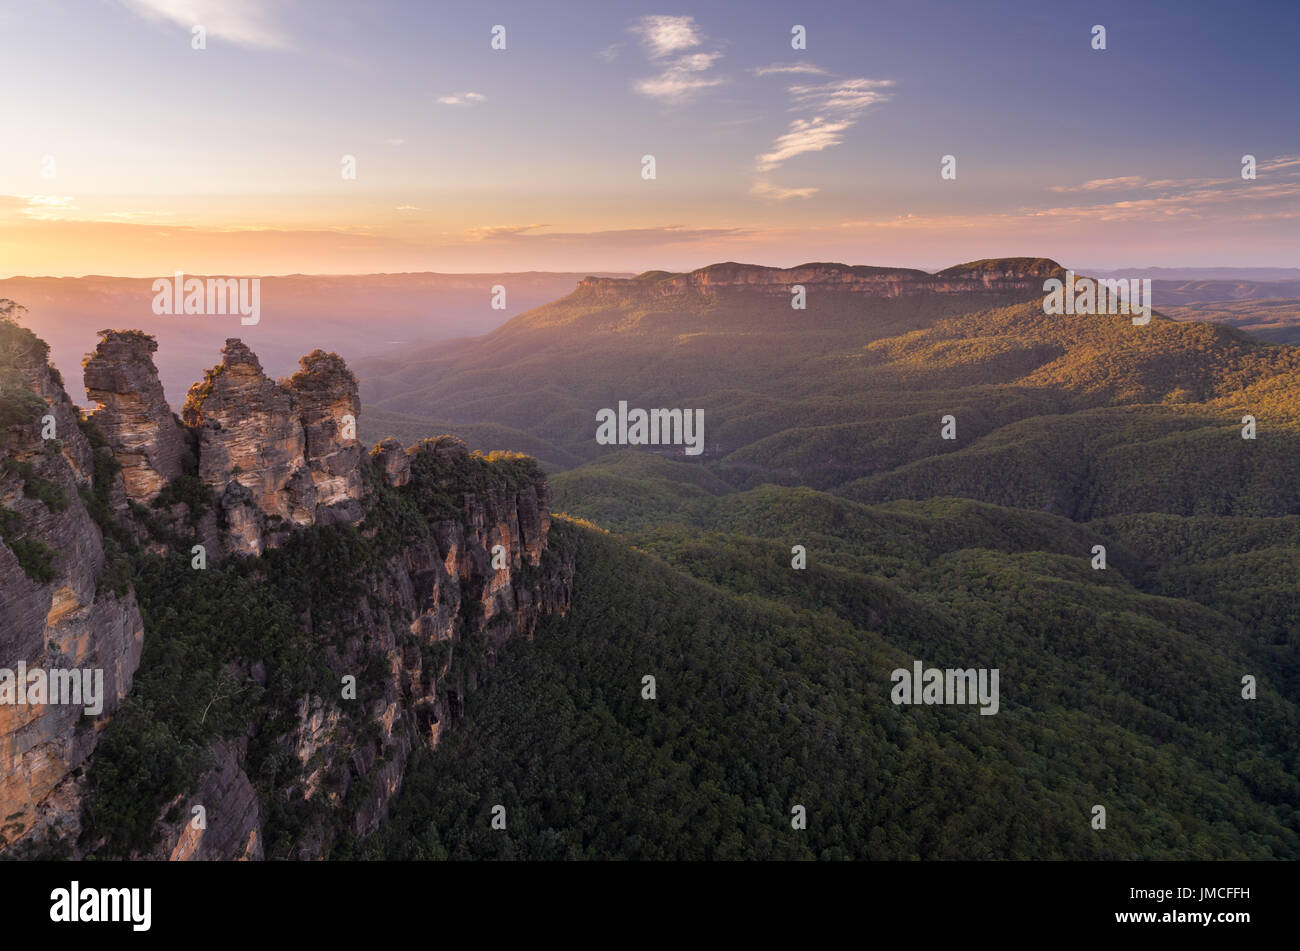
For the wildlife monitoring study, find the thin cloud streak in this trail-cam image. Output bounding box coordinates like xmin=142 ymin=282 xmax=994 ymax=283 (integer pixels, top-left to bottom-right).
xmin=751 ymin=63 xmax=829 ymax=77
xmin=751 ymin=77 xmax=894 ymax=199
xmin=438 ymin=92 xmax=485 ymax=106
xmin=118 ymin=0 xmax=291 ymax=49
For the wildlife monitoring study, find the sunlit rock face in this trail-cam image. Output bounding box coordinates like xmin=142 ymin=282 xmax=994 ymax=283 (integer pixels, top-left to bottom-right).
xmin=1 ymin=322 xmax=143 ymax=851
xmin=182 ymin=339 xmax=363 ymax=555
xmin=371 ymin=437 xmax=410 ymax=487
xmin=4 ymin=323 xmax=572 ymax=860
xmin=83 ymin=330 xmax=186 ymax=504
xmin=285 ymin=349 xmax=363 ymax=523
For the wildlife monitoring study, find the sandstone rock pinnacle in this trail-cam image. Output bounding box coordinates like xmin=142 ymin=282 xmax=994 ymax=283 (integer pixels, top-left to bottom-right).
xmin=83 ymin=330 xmax=186 ymax=503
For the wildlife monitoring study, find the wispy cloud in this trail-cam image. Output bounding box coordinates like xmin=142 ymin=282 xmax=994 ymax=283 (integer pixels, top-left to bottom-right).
xmin=464 ymin=223 xmax=752 ymax=246
xmin=118 ymin=0 xmax=290 ymax=50
xmin=1031 ymin=179 xmax=1300 ymax=224
xmin=21 ymin=195 xmax=79 ymax=220
xmin=1258 ymin=154 xmax=1300 ymax=173
xmin=755 ymin=118 xmax=855 ymax=174
xmin=0 ymin=194 xmax=188 ymax=226
xmin=751 ymin=62 xmax=829 ymax=77
xmin=1047 ymin=157 xmax=1300 ymax=202
xmin=383 ymin=138 xmax=405 ymax=146
xmin=634 ymin=15 xmax=704 ymax=58
xmin=631 ymin=15 xmax=724 ymax=102
xmin=1049 ymin=176 xmax=1144 ymax=192
xmin=635 ymin=54 xmax=723 ymax=100
xmin=786 ymin=78 xmax=894 ymax=113
xmin=99 ymin=210 xmax=174 ymax=221
xmin=749 ymin=181 xmax=819 ymax=201
xmin=751 ymin=77 xmax=894 ymax=199
xmin=438 ymin=92 xmax=485 ymax=106
xmin=845 ymin=155 xmax=1300 ymax=230
xmin=466 ymin=223 xmax=551 ymax=241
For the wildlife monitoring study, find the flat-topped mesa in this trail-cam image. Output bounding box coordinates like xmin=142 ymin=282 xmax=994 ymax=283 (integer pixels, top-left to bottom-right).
xmin=182 ymin=338 xmax=362 ymax=555
xmin=83 ymin=330 xmax=186 ymax=503
xmin=576 ymin=257 xmax=1066 ymax=299
xmin=933 ymin=257 xmax=1067 ymax=285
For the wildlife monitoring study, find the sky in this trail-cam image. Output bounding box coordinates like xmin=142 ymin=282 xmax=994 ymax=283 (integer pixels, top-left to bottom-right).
xmin=1 ymin=0 xmax=1297 ymax=277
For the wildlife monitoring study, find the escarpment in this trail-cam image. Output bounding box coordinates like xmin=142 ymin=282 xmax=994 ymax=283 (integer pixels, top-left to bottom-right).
xmin=2 ymin=324 xmax=574 ymax=860
xmin=576 ymin=258 xmax=1066 ymax=300
xmin=131 ymin=434 xmax=572 ymax=861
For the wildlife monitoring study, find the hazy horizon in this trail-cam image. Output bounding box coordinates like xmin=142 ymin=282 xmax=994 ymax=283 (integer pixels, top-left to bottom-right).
xmin=8 ymin=263 xmax=1300 ymax=281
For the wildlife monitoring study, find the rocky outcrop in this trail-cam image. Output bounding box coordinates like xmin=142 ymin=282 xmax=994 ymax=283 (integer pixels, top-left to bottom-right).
xmin=4 ymin=324 xmax=573 ymax=861
xmin=271 ymin=436 xmax=572 ymax=850
xmin=129 ymin=436 xmax=574 ymax=859
xmin=371 ymin=437 xmax=410 ymax=487
xmin=181 ymin=339 xmax=363 ymax=555
xmin=0 ymin=320 xmax=143 ymax=851
xmin=577 ymin=258 xmax=1066 ymax=300
xmin=284 ymin=350 xmax=363 ymax=524
xmin=182 ymin=339 xmax=311 ymax=554
xmin=147 ymin=740 xmax=263 ymax=861
xmin=83 ymin=331 xmax=187 ymax=503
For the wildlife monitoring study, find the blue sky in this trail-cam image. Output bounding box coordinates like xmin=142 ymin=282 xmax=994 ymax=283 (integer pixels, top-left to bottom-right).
xmin=1 ymin=0 xmax=1296 ymax=275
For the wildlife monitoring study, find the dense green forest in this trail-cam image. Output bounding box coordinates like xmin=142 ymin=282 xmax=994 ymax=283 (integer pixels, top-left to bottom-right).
xmin=346 ymin=269 xmax=1298 ymax=859
xmin=360 ymin=517 xmax=1297 ymax=859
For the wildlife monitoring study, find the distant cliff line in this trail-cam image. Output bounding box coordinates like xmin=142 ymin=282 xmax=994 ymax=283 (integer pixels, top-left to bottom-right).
xmin=576 ymin=258 xmax=1067 ymax=298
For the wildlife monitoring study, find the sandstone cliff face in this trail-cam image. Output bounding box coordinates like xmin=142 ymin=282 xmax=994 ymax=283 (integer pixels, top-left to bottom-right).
xmin=4 ymin=327 xmax=573 ymax=861
xmin=577 ymin=258 xmax=1065 ymax=300
xmin=0 ymin=322 xmax=143 ymax=851
xmin=370 ymin=436 xmax=410 ymax=487
xmin=137 ymin=436 xmax=572 ymax=859
xmin=147 ymin=740 xmax=263 ymax=861
xmin=181 ymin=339 xmax=363 ymax=556
xmin=285 ymin=350 xmax=363 ymax=524
xmin=83 ymin=331 xmax=186 ymax=503
xmin=182 ymin=339 xmax=312 ymax=554
xmin=357 ymin=439 xmax=570 ymax=839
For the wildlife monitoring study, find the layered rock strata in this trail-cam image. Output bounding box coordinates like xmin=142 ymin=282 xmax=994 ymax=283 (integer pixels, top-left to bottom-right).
xmin=0 ymin=322 xmax=143 ymax=851
xmin=82 ymin=331 xmax=186 ymax=503
xmin=180 ymin=339 xmax=363 ymax=555
xmin=577 ymin=258 xmax=1066 ymax=299
xmin=3 ymin=326 xmax=573 ymax=860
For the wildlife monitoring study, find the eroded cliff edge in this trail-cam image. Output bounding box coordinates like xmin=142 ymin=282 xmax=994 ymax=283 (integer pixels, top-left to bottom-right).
xmin=1 ymin=320 xmax=143 ymax=851
xmin=576 ymin=258 xmax=1066 ymax=299
xmin=1 ymin=324 xmax=573 ymax=859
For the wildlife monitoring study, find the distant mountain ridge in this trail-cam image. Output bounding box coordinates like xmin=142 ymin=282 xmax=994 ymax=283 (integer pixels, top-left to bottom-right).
xmin=577 ymin=257 xmax=1066 ymax=298
xmin=10 ymin=265 xmax=1300 ymax=408
xmin=356 ymin=255 xmax=1300 ymax=519
xmin=1087 ymin=267 xmax=1300 ymax=281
